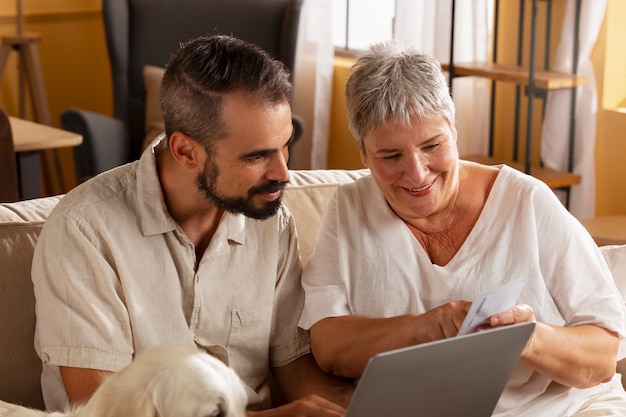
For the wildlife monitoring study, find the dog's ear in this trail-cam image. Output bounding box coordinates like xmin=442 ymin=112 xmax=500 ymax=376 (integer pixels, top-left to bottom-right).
xmin=137 ymin=395 xmax=160 ymax=417
xmin=204 ymin=398 xmax=226 ymax=417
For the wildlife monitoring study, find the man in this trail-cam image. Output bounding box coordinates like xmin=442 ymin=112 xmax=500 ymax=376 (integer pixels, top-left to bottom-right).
xmin=32 ymin=35 xmax=350 ymax=416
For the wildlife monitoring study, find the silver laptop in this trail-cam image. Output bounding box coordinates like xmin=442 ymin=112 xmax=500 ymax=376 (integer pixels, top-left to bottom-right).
xmin=345 ymin=322 xmax=535 ymax=417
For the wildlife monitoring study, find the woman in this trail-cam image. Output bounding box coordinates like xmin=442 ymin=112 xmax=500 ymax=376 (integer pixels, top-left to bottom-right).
xmin=298 ymin=41 xmax=626 ymax=416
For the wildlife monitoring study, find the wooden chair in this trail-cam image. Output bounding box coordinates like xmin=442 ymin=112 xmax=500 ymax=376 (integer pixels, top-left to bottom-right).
xmin=0 ymin=107 xmax=19 ymax=202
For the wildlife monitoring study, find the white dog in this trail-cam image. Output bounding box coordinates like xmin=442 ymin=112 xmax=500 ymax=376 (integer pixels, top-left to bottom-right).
xmin=0 ymin=345 xmax=248 ymax=417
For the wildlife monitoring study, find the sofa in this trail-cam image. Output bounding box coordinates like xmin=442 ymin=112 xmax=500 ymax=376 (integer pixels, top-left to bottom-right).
xmin=2 ymin=168 xmax=626 ymax=410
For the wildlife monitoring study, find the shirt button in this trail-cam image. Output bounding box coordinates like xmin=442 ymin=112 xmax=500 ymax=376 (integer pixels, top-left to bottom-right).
xmin=193 ymin=334 xmax=200 ymax=343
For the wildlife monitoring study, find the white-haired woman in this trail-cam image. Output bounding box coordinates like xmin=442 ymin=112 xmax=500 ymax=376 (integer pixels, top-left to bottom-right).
xmin=299 ymin=41 xmax=626 ymax=416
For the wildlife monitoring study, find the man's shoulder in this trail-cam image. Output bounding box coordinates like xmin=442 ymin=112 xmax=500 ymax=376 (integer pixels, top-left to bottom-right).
xmin=52 ymin=163 xmax=138 ymax=221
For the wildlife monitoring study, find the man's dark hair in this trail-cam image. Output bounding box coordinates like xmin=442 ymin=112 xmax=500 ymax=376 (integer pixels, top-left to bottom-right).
xmin=160 ymin=35 xmax=292 ymax=150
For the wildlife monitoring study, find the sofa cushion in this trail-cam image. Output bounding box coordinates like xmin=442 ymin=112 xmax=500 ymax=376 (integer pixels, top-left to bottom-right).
xmin=601 ymin=245 xmax=626 ymax=298
xmin=285 ymin=169 xmax=369 ymax=264
xmin=600 ymin=244 xmax=626 ymax=387
xmin=0 ymin=196 xmax=61 ymax=408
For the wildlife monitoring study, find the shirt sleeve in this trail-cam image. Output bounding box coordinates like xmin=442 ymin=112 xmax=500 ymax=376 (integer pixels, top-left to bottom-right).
xmin=32 ymin=204 xmax=134 ymax=372
xmin=531 ymin=179 xmax=626 ymax=356
xmin=298 ymin=191 xmax=352 ymax=330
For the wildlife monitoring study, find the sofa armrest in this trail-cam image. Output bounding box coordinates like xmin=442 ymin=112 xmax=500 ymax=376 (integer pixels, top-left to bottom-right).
xmin=0 ymin=196 xmax=62 ymax=409
xmin=60 ymin=108 xmax=131 ymax=183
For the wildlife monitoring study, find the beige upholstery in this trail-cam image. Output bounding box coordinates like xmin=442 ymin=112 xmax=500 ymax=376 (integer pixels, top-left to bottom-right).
xmin=284 ymin=169 xmax=369 ymax=263
xmin=142 ymin=65 xmax=166 ymax=151
xmin=1 ymin=168 xmax=626 ymax=410
xmin=0 ymin=195 xmax=61 ymax=408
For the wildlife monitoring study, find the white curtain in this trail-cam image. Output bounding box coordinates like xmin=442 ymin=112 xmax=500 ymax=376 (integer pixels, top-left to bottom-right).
xmin=540 ymin=0 xmax=607 ymax=219
xmin=394 ymin=0 xmax=493 ymax=157
xmin=290 ymin=0 xmax=334 ymax=169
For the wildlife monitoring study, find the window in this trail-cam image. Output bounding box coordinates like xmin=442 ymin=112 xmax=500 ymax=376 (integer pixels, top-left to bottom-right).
xmin=602 ymin=0 xmax=626 ymax=113
xmin=333 ymin=0 xmax=396 ymax=51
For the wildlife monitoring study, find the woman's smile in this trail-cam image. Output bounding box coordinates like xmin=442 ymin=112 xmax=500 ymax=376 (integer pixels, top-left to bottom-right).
xmin=404 ymin=178 xmax=437 ymax=196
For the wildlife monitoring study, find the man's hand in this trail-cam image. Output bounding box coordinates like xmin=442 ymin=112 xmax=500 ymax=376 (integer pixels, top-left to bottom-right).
xmin=247 ymin=394 xmax=346 ymax=417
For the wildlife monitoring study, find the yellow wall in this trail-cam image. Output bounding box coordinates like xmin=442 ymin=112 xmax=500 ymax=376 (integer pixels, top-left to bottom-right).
xmin=327 ymin=1 xmax=626 ymax=215
xmin=0 ymin=1 xmax=111 ymax=192
xmin=593 ymin=0 xmax=626 ymax=215
xmin=327 ymin=57 xmax=363 ymax=170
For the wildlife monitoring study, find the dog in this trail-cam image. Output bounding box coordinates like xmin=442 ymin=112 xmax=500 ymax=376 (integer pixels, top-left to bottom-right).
xmin=0 ymin=345 xmax=248 ymax=417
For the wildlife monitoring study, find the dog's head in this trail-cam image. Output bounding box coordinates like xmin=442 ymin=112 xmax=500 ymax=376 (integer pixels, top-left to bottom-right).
xmin=82 ymin=345 xmax=248 ymax=417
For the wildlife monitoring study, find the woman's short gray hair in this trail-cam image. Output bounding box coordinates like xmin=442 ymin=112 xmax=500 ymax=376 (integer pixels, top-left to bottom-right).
xmin=345 ymin=41 xmax=455 ymax=147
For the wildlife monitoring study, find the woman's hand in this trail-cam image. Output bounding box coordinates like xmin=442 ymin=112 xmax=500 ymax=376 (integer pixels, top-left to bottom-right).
xmin=488 ymin=304 xmax=536 ymax=327
xmin=413 ymin=300 xmax=473 ymax=342
xmin=486 ymin=304 xmax=537 ymax=357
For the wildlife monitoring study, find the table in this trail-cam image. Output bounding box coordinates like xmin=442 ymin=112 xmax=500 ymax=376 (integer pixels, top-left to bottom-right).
xmin=10 ymin=116 xmax=82 ymax=199
xmin=580 ymin=216 xmax=626 ymax=246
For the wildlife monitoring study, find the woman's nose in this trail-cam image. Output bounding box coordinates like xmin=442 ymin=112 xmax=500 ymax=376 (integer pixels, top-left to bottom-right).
xmin=405 ymin=152 xmax=429 ymax=182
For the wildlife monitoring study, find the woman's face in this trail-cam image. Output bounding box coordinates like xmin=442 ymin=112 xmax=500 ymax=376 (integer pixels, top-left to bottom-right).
xmin=360 ymin=114 xmax=459 ymax=222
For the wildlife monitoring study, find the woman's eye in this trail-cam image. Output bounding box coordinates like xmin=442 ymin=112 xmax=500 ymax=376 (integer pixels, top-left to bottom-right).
xmin=382 ymin=154 xmax=401 ymax=161
xmin=424 ymin=142 xmax=441 ymax=152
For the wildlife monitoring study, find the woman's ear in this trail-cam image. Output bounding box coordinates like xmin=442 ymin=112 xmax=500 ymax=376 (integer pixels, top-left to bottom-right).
xmin=359 ymin=146 xmax=370 ymax=168
xmin=168 ymin=131 xmax=204 ymax=170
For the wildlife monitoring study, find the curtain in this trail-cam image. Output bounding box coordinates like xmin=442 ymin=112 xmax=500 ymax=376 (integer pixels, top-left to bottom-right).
xmin=540 ymin=0 xmax=607 ymax=219
xmin=290 ymin=0 xmax=334 ymax=169
xmin=394 ymin=0 xmax=493 ymax=157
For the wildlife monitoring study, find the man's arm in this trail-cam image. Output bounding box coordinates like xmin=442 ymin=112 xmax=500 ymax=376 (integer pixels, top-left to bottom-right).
xmin=271 ymin=353 xmax=354 ymax=408
xmin=244 ymin=353 xmax=353 ymax=417
xmin=60 ymin=366 xmax=112 ymax=406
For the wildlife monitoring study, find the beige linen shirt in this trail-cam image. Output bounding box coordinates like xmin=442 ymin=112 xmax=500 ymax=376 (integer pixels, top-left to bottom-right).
xmin=32 ymin=144 xmax=309 ymax=412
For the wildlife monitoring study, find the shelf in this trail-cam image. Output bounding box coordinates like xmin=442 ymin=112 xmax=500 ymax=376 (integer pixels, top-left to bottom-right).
xmin=462 ymin=154 xmax=581 ymax=190
xmin=441 ymin=62 xmax=585 ymax=90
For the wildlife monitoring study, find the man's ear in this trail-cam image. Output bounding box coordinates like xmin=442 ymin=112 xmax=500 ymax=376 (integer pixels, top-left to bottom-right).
xmin=169 ymin=131 xmax=204 ymax=170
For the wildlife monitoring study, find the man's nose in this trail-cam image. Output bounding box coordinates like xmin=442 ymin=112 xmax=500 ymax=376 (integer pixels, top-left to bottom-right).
xmin=268 ymin=150 xmax=290 ymax=183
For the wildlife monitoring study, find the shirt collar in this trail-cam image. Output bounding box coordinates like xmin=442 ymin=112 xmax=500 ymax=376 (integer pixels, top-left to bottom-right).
xmin=136 ymin=134 xmax=177 ymax=236
xmin=136 ymin=133 xmax=247 ymax=245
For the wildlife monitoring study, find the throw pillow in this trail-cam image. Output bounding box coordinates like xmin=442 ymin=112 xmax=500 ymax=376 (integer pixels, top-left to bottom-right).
xmin=142 ymin=65 xmax=166 ymax=151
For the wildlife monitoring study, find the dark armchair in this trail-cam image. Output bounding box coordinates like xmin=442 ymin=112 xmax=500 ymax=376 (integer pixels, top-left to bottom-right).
xmin=0 ymin=107 xmax=19 ymax=202
xmin=61 ymin=0 xmax=304 ymax=183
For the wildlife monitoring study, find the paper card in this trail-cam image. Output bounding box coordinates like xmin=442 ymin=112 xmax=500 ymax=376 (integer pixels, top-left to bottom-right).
xmin=457 ymin=278 xmax=525 ymax=336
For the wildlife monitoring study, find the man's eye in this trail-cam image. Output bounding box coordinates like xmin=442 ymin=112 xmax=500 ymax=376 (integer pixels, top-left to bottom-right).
xmin=285 ymin=133 xmax=295 ymax=148
xmin=245 ymin=155 xmax=264 ymax=163
xmin=383 ymin=154 xmax=401 ymax=161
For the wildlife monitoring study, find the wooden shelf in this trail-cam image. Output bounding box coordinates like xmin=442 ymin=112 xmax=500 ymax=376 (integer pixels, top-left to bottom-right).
xmin=462 ymin=154 xmax=581 ymax=190
xmin=442 ymin=62 xmax=585 ymax=90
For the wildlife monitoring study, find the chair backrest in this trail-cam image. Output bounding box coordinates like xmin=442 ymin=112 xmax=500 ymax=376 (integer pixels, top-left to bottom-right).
xmin=103 ymin=0 xmax=304 ymax=161
xmin=0 ymin=107 xmax=19 ymax=202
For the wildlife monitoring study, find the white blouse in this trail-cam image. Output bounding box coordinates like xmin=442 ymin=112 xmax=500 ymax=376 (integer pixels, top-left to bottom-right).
xmin=300 ymin=165 xmax=626 ymax=417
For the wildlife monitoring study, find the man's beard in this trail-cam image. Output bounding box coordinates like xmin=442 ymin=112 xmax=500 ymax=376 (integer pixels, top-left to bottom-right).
xmin=196 ymin=160 xmax=287 ymax=220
